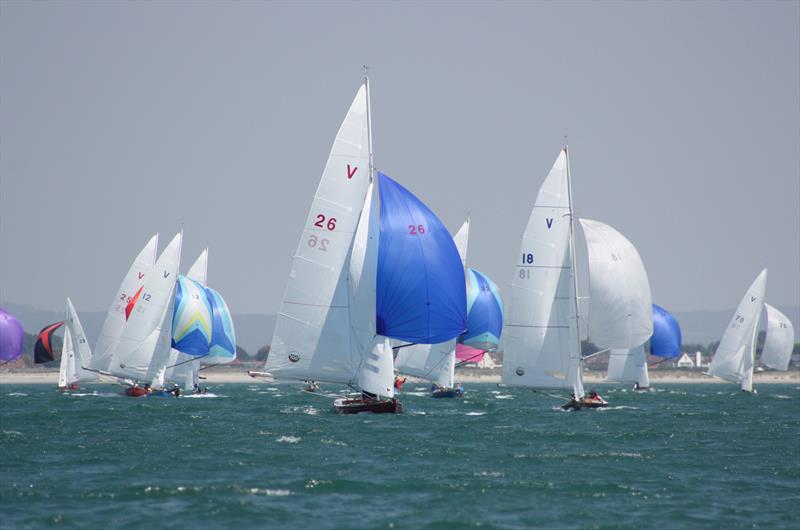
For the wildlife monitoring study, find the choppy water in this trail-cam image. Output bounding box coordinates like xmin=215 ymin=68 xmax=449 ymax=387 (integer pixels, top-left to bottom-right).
xmin=1 ymin=382 xmax=798 ymax=529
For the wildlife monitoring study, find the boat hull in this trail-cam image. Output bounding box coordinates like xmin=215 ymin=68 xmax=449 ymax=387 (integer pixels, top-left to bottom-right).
xmin=431 ymin=387 xmax=464 ymax=398
xmin=124 ymin=386 xmax=149 ymax=398
xmin=561 ymin=396 xmax=608 ymax=411
xmin=333 ymin=397 xmax=402 ymax=414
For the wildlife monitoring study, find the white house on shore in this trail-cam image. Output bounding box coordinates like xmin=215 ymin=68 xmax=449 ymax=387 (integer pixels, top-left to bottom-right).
xmin=676 ymin=353 xmax=695 ymax=368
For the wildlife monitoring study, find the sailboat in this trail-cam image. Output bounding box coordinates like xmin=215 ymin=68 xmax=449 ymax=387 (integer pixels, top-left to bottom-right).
xmin=501 ymin=147 xmax=653 ymax=410
xmin=393 ymin=218 xmax=471 ymax=398
xmin=58 ymin=298 xmax=97 ymax=390
xmin=90 ymin=234 xmax=159 ymax=374
xmin=91 ymin=232 xmax=183 ymax=396
xmin=707 ymin=269 xmax=768 ymax=392
xmin=606 ymin=304 xmax=682 ymax=390
xmin=254 ymin=79 xmax=465 ymax=414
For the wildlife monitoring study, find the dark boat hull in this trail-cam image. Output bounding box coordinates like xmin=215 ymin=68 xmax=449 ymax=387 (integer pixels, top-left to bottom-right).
xmin=561 ymin=397 xmax=608 ymax=411
xmin=333 ymin=397 xmax=402 ymax=414
xmin=431 ymin=388 xmax=464 ymax=398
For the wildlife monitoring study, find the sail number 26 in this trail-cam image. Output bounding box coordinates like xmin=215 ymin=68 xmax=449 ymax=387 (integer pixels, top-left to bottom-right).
xmin=314 ymin=214 xmax=337 ymax=231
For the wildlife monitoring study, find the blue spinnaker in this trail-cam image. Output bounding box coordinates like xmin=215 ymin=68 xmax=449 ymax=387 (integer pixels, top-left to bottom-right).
xmin=171 ymin=275 xmax=213 ymax=356
xmin=376 ymin=172 xmax=467 ymax=344
xmin=205 ymin=286 xmax=236 ymax=362
xmin=461 ymin=268 xmax=503 ymax=350
xmin=651 ymin=304 xmax=681 ymax=358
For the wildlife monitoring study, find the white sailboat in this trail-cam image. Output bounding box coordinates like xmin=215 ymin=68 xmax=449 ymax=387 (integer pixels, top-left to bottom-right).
xmin=102 ymin=232 xmax=183 ymax=394
xmin=707 ymin=269 xmax=767 ymax=392
xmin=393 ymin=218 xmax=470 ymax=396
xmin=255 ymin=81 xmax=385 ymax=401
xmin=760 ymin=303 xmax=795 ymax=372
xmin=91 ymin=234 xmax=159 ymax=373
xmin=58 ymin=298 xmax=97 ymax=390
xmin=502 ymin=148 xmax=653 ymax=409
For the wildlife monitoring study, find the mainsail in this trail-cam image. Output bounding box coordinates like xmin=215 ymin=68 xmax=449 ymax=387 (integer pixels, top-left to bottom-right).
xmin=264 ymin=83 xmax=371 ymax=384
xmin=92 ymin=234 xmax=159 ymax=372
xmin=502 ymin=149 xmax=581 ymax=394
xmin=760 ymin=303 xmax=794 ymax=371
xmin=707 ymin=268 xmax=767 ymax=390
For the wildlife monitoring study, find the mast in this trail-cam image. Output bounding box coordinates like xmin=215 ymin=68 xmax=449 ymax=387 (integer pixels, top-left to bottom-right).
xmin=564 ymin=146 xmax=584 ymax=397
xmin=364 ymin=66 xmax=374 ymax=183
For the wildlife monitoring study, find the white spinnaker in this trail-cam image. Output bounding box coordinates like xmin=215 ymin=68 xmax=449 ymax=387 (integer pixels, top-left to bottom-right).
xmin=92 ymin=234 xmax=159 ymax=372
xmin=502 ymin=150 xmax=578 ymax=391
xmin=107 ymin=232 xmax=182 ymax=382
xmin=708 ymin=269 xmax=767 ymax=385
xmin=65 ymin=298 xmax=97 ymax=383
xmin=761 ymin=303 xmax=795 ymax=371
xmin=265 ymin=84 xmax=371 ymax=383
xmin=580 ymin=219 xmax=653 ymax=349
xmin=58 ymin=327 xmax=73 ymax=388
xmin=606 ymin=345 xmax=650 ymax=388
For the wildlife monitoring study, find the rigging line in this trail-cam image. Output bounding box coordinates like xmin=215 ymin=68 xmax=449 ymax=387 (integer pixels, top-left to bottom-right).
xmin=165 ymin=354 xmax=208 ymax=370
xmin=454 ymin=349 xmax=488 ymax=368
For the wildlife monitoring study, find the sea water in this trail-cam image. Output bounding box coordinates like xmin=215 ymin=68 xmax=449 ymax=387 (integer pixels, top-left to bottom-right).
xmin=1 ymin=383 xmax=798 ymax=529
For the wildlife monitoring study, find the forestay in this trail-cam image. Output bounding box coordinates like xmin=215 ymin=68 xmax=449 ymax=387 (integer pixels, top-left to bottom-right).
xmin=579 ymin=218 xmax=653 ymax=349
xmin=107 ymin=232 xmax=182 ymax=383
xmin=265 ymin=84 xmax=371 ymax=384
xmin=502 ymin=150 xmax=580 ymax=391
xmin=760 ymin=303 xmax=794 ymax=371
xmin=92 ymin=234 xmax=158 ymax=372
xmin=707 ymin=269 xmax=767 ymax=386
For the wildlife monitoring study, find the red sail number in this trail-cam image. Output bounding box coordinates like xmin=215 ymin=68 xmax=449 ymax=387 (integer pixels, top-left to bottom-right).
xmin=314 ymin=214 xmax=337 ymax=231
xmin=408 ymin=225 xmax=426 ymax=235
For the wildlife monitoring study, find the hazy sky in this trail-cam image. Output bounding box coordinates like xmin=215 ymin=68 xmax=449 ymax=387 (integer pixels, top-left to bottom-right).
xmin=1 ymin=1 xmax=798 ymax=318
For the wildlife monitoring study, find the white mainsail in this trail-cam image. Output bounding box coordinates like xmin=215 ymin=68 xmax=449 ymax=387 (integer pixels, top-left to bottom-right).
xmin=707 ymin=268 xmax=767 ymax=389
xmin=606 ymin=345 xmax=650 ymax=388
xmin=106 ymin=232 xmax=182 ymax=384
xmin=579 ymin=219 xmax=653 ymax=350
xmin=760 ymin=303 xmax=795 ymax=371
xmin=58 ymin=326 xmax=73 ymax=389
xmin=65 ymin=298 xmax=97 ymax=384
xmin=502 ymin=149 xmax=582 ymax=394
xmin=265 ymin=83 xmax=371 ymax=384
xmin=92 ymin=234 xmax=159 ymax=372
xmin=393 ymin=217 xmax=470 ymax=388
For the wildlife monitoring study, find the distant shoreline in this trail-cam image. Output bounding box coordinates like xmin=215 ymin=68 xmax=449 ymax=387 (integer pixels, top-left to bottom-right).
xmin=1 ymin=369 xmax=797 ymax=385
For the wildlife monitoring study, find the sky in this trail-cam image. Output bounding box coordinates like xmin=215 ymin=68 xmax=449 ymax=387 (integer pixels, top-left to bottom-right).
xmin=1 ymin=0 xmax=798 ymax=318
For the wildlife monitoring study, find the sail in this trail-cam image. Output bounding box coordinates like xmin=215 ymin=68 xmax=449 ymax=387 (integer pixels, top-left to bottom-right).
xmin=65 ymin=298 xmax=97 ymax=382
xmin=708 ymin=269 xmax=767 ymax=384
xmin=265 ymin=84 xmax=371 ymax=383
xmin=106 ymin=232 xmax=182 ymax=382
xmin=0 ymin=308 xmax=24 ymax=362
xmin=651 ymin=304 xmax=682 ymax=358
xmin=186 ymin=248 xmax=208 ymax=287
xmin=203 ymin=287 xmax=237 ymax=365
xmin=376 ymin=172 xmax=467 ymax=343
xmin=92 ymin=234 xmax=158 ymax=372
xmin=760 ymin=303 xmax=794 ymax=371
xmin=453 ymin=218 xmax=470 ymax=269
xmin=461 ymin=268 xmax=504 ymax=351
xmin=34 ymin=321 xmax=64 ymax=363
xmin=502 ymin=150 xmax=579 ymax=390
xmin=58 ymin=326 xmax=75 ymax=388
xmin=347 ymin=181 xmax=395 ymax=395
xmin=607 ymin=345 xmax=650 ymax=387
xmin=580 ymin=218 xmax=653 ymax=349
xmin=740 ymin=312 xmax=758 ymax=392
xmin=171 ymin=275 xmax=213 ymax=356
xmin=394 ymin=340 xmax=456 ymax=388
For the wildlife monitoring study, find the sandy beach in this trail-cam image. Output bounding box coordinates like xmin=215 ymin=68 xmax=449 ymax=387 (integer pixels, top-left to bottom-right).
xmin=2 ymin=369 xmax=798 ymax=385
